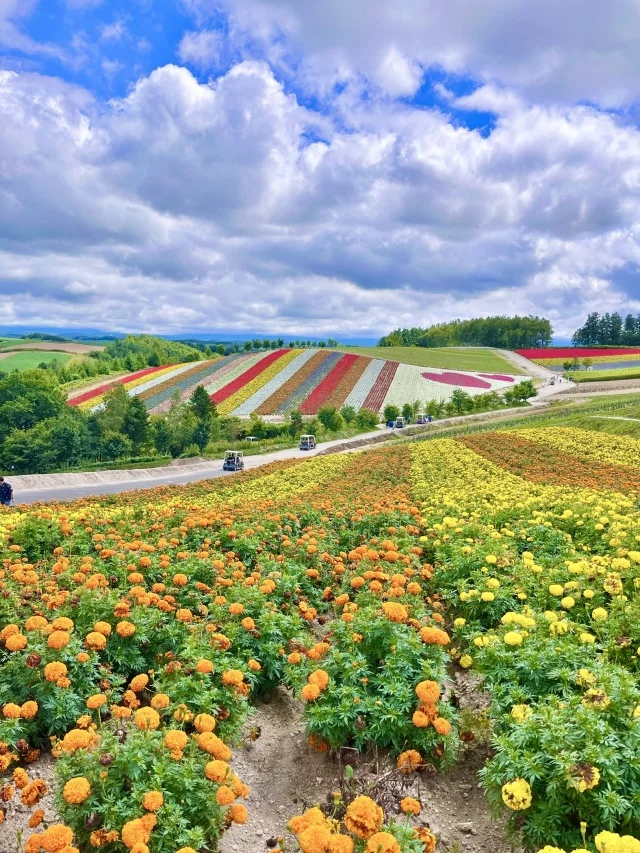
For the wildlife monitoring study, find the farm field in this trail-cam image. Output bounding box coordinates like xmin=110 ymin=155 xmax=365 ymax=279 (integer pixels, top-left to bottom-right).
xmin=1 ymin=422 xmax=640 ymax=853
xmin=0 ymin=351 xmax=73 ymax=371
xmin=69 ymin=349 xmax=525 ymax=417
xmin=0 ymin=342 xmax=104 ymax=354
xmin=338 ymin=345 xmax=524 ymax=374
xmin=520 ymin=348 xmax=640 ymax=382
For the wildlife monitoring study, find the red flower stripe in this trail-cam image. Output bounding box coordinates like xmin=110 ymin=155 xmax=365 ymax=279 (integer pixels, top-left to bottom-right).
xmin=68 ymin=365 xmax=169 ymax=406
xmin=478 ymin=373 xmax=515 ymax=382
xmin=210 ymin=349 xmax=290 ymax=404
xmin=299 ymin=353 xmax=359 ymax=414
xmin=323 ymin=355 xmax=372 ymax=410
xmin=363 ymin=360 xmax=399 ymax=411
xmin=422 ymin=371 xmax=491 ymax=389
xmin=517 ymin=347 xmax=640 ymax=359
xmin=256 ymin=351 xmax=329 ymax=415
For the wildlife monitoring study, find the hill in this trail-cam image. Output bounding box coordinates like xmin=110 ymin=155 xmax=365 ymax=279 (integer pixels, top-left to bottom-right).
xmin=69 ymin=347 xmax=526 ymax=416
xmin=336 ymin=345 xmax=524 ymax=374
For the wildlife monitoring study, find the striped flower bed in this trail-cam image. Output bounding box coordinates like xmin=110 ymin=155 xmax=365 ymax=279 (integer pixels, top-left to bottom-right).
xmin=128 ymin=361 xmax=203 ymax=399
xmin=203 ymin=352 xmax=266 ymax=395
xmin=232 ymin=350 xmax=316 ymax=416
xmin=79 ymin=363 xmax=190 ymax=412
xmin=341 ymin=359 xmax=386 ymax=410
xmin=363 ymin=360 xmax=400 ymax=411
xmin=274 ymin=351 xmax=342 ymax=415
xmin=68 ymin=365 xmax=172 ymax=408
xmin=217 ymin=349 xmax=301 ymax=415
xmin=321 ymin=355 xmax=371 ymax=411
xmin=299 ymin=353 xmax=359 ymax=414
xmin=211 ymin=350 xmax=290 ymax=405
xmin=256 ymin=350 xmax=328 ymax=415
xmin=144 ymin=359 xmax=233 ymax=414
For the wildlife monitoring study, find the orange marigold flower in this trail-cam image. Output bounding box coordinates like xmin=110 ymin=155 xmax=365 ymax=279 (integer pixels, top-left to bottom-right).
xmin=76 ymin=653 xmax=90 ymax=664
xmin=115 ymin=621 xmax=136 ymax=638
xmin=47 ymin=631 xmax=70 ymax=650
xmin=228 ymin=603 xmax=244 ymax=615
xmin=40 ymin=824 xmax=74 ymax=853
xmin=59 ymin=729 xmax=94 ymax=753
xmin=3 ymin=703 xmax=21 ymax=719
xmin=215 ymin=785 xmax=236 ymax=806
xmin=194 ymin=713 xmax=216 ymax=733
xmin=86 ymin=694 xmax=107 ymax=711
xmin=364 ymin=832 xmax=400 ymax=853
xmin=150 ymin=693 xmax=170 ymax=711
xmin=164 ymin=730 xmax=188 ymax=752
xmin=221 ymin=669 xmax=244 ymax=687
xmin=0 ymin=784 xmax=14 ymax=802
xmin=24 ymin=835 xmax=43 ymax=853
xmin=328 ymin=836 xmax=354 ymax=853
xmin=288 ymin=807 xmax=328 ymax=836
xmin=25 ymin=616 xmax=48 ymax=632
xmin=44 ymin=662 xmax=67 ymax=682
xmin=20 ymin=701 xmax=39 ymax=720
xmin=301 ymin=683 xmax=321 ymax=702
xmin=93 ymin=621 xmax=112 ymax=636
xmin=197 ymin=732 xmax=231 ymax=761
xmin=28 ymin=809 xmax=45 ymax=829
xmin=414 ymin=827 xmax=437 ymax=853
xmin=130 ymin=674 xmax=149 ymax=693
xmin=13 ymin=768 xmax=29 ymax=789
xmin=85 ymin=633 xmax=107 ymax=651
xmin=400 ymin=797 xmax=421 ymax=816
xmin=432 ymin=717 xmax=451 ymax=736
xmin=344 ymin=796 xmax=384 ymax=840
xmin=415 ymin=681 xmax=440 ymax=705
xmin=52 ymin=617 xmax=73 ymax=632
xmin=248 ymin=659 xmax=261 ymax=672
xmin=5 ymin=634 xmax=27 ymax=651
xmin=142 ymin=791 xmax=163 ymax=812
xmin=134 ymin=708 xmax=160 ymax=731
xmin=121 ymin=819 xmax=150 ymax=849
xmin=308 ymin=670 xmax=330 ymax=690
xmin=298 ymin=825 xmax=333 ymax=853
xmin=382 ymin=603 xmax=408 ymax=623
xmin=63 ymin=778 xmax=91 ymax=805
xmin=419 ymin=626 xmax=450 ymax=646
xmin=195 ymin=659 xmax=214 ymax=675
xmin=228 ymin=804 xmax=248 ymax=825
xmin=205 ymin=760 xmax=230 ymax=783
xmin=241 ymin=617 xmax=255 ymax=630
xmin=396 ymin=750 xmax=423 ymax=774
xmin=21 ymin=780 xmax=47 ymax=806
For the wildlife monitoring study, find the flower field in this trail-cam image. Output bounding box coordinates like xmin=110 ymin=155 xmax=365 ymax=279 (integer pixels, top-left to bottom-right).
xmin=67 ymin=350 xmax=521 ymax=418
xmin=518 ymin=347 xmax=640 ymax=381
xmin=2 ymin=424 xmax=640 ymax=852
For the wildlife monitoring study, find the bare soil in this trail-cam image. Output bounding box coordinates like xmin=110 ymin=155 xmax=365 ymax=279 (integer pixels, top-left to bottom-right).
xmin=0 ymin=754 xmax=57 ymax=853
xmin=556 ymin=377 xmax=640 ymax=393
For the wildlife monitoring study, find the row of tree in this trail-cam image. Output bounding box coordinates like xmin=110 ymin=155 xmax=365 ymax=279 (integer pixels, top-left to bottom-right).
xmin=572 ymin=312 xmax=640 ymax=347
xmin=378 ymin=316 xmax=553 ymax=349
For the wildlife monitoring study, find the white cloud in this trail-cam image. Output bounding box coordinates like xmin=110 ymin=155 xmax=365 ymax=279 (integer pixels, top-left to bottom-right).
xmin=99 ymin=19 xmax=128 ymax=43
xmin=0 ymin=0 xmax=64 ymax=58
xmin=177 ymin=30 xmax=222 ymax=72
xmin=199 ymin=0 xmax=640 ymax=107
xmin=1 ymin=62 xmax=640 ymax=337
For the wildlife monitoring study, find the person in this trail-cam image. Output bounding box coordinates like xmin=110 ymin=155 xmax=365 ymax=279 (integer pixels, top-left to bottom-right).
xmin=0 ymin=476 xmax=13 ymax=506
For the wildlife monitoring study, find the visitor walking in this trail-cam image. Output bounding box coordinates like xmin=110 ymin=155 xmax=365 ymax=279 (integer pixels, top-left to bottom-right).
xmin=0 ymin=476 xmax=13 ymax=506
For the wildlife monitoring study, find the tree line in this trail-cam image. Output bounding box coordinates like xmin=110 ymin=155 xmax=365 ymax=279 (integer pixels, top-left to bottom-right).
xmin=572 ymin=312 xmax=640 ymax=347
xmin=378 ymin=316 xmax=553 ymax=349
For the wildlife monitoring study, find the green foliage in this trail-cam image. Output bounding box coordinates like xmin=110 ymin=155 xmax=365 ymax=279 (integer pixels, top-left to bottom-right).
xmin=318 ymin=406 xmax=344 ymax=432
xmin=105 ymin=334 xmax=202 ymax=365
xmin=384 ymin=404 xmax=400 ymax=423
xmin=340 ymin=404 xmax=357 ymax=424
xmin=355 ymin=408 xmax=379 ymax=429
xmin=9 ymin=515 xmax=64 ymax=561
xmin=379 ymin=316 xmax=553 ymax=349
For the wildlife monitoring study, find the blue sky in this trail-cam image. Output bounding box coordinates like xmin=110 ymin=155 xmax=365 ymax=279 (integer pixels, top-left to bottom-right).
xmin=1 ymin=0 xmax=639 ymax=337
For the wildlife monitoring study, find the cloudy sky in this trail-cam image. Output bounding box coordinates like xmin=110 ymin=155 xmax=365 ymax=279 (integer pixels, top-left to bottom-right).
xmin=1 ymin=0 xmax=640 ymax=339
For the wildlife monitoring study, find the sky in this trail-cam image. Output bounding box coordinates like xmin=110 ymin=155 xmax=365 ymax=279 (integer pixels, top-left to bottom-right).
xmin=1 ymin=1 xmax=640 ymax=339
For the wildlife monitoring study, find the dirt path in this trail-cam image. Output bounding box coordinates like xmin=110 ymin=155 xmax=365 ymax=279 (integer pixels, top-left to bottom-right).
xmin=494 ymin=349 xmax=555 ymax=381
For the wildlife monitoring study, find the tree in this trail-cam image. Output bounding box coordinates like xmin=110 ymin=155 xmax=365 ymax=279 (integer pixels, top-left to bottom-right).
xmin=216 ymin=344 xmax=226 ymax=356
xmin=193 ymin=419 xmax=212 ymax=453
xmin=99 ymin=431 xmax=132 ymax=462
xmin=151 ymin=417 xmax=172 ymax=455
xmin=0 ymin=371 xmax=66 ymax=444
xmin=582 ymin=358 xmax=593 ymax=370
xmin=1 ymin=422 xmax=58 ymax=473
xmin=355 ymin=408 xmax=379 ymax=429
xmin=383 ymin=404 xmax=400 ymax=423
xmin=340 ymin=405 xmax=356 ymax=424
xmin=190 ymin=385 xmax=216 ymax=422
xmin=122 ymin=396 xmax=150 ymax=452
xmin=317 ymin=407 xmax=343 ymax=432
xmin=450 ymin=389 xmax=472 ymax=414
xmin=288 ymin=410 xmax=304 ymax=437
xmin=401 ymin=403 xmax=415 ymax=422
xmin=243 ymin=340 xmax=252 ymax=352
xmin=96 ymin=384 xmax=130 ymax=435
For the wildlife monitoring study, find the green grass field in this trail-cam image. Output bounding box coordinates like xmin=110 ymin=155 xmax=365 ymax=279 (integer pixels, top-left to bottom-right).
xmin=336 ymin=345 xmax=524 ymax=374
xmin=0 ymin=337 xmax=27 ymax=348
xmin=572 ymin=367 xmax=640 ymax=382
xmin=0 ymin=351 xmax=72 ymax=372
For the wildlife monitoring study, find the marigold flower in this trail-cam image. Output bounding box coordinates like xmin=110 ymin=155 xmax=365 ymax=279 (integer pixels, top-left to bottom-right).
xmin=44 ymin=661 xmax=67 ymax=683
xmin=501 ymin=778 xmax=532 ymax=811
xmin=121 ymin=819 xmax=151 ymax=849
xmin=164 ymin=730 xmax=188 ymax=752
xmin=298 ymin=824 xmax=333 ymax=853
xmin=142 ymin=791 xmax=163 ymax=811
xmin=21 ymin=780 xmax=47 ymax=806
xmin=344 ymin=796 xmax=384 ymax=839
xmin=150 ymin=693 xmax=170 ymax=711
xmin=301 ymin=683 xmax=321 ymax=702
xmin=419 ymin=626 xmax=450 ymax=646
xmin=221 ymin=669 xmax=244 ymax=687
xmin=397 ymin=749 xmax=423 ymax=773
xmin=197 ymin=732 xmax=231 ymax=760
xmin=47 ymin=631 xmax=70 ymax=650
xmin=205 ymin=760 xmax=230 ymax=783
xmin=364 ymin=832 xmax=400 ymax=853
xmin=432 ymin=716 xmax=451 ymax=736
xmin=130 ymin=674 xmax=149 ymax=692
xmin=216 ymin=785 xmax=236 ymax=806
xmin=13 ymin=768 xmax=29 ymax=789
xmin=5 ymin=634 xmax=27 ymax=651
xmin=40 ymin=824 xmax=74 ymax=852
xmin=194 ymin=713 xmax=216 ymax=733
xmin=248 ymin=659 xmax=261 ymax=671
xmin=3 ymin=703 xmax=21 ymax=719
xmin=59 ymin=729 xmax=94 ymax=753
xmin=116 ymin=621 xmax=136 ymax=637
xmin=382 ymin=602 xmax=408 ymax=623
xmin=20 ymin=701 xmax=38 ymax=720
xmin=28 ymin=809 xmax=45 ymax=829
xmin=328 ymin=837 xmax=354 ymax=853
xmin=134 ymin=708 xmax=160 ymax=731
xmin=308 ymin=670 xmax=330 ymax=690
xmin=63 ymin=777 xmax=91 ymax=805
xmin=228 ymin=803 xmax=248 ymax=825
xmin=195 ymin=659 xmax=214 ymax=674
xmin=400 ymin=796 xmax=421 ymax=815
xmin=86 ymin=694 xmax=107 ymax=711
xmin=415 ymin=680 xmax=440 ymax=704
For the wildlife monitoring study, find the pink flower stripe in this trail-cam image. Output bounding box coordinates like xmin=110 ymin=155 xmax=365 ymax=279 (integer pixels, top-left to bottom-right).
xmin=68 ymin=365 xmax=169 ymax=407
xmin=478 ymin=373 xmax=515 ymax=382
xmin=363 ymin=360 xmax=399 ymax=411
xmin=299 ymin=353 xmax=359 ymax=414
xmin=516 ymin=347 xmax=640 ymax=359
xmin=210 ymin=349 xmax=290 ymax=404
xmin=422 ymin=371 xmax=491 ymax=389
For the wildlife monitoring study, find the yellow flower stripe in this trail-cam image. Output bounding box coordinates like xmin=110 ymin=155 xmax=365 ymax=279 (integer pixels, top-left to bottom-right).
xmin=216 ymin=350 xmax=303 ymax=415
xmin=76 ymin=363 xmax=189 ymax=412
xmin=515 ymin=427 xmax=640 ymax=469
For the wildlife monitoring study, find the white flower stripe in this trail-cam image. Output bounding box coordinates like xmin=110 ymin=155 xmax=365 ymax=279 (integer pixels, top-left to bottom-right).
xmin=342 ymin=359 xmax=386 ymax=409
xmin=203 ymin=351 xmax=269 ymax=395
xmin=128 ymin=361 xmax=205 ymax=398
xmin=231 ymin=349 xmax=316 ymax=415
xmin=381 ymin=364 xmax=521 ymax=407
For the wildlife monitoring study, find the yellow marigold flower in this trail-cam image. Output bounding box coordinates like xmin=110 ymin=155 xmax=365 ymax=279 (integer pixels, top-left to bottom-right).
xmin=459 ymin=654 xmax=473 ymax=668
xmin=453 ymin=618 xmax=466 ymax=628
xmin=511 ymin=704 xmax=532 ymax=723
xmin=400 ymin=796 xmax=421 ymax=815
xmin=503 ymin=632 xmax=523 ymax=646
xmin=344 ymin=796 xmax=384 ymax=839
xmin=580 ymin=633 xmax=596 ymax=644
xmin=364 ymin=832 xmax=400 ymax=853
xmin=134 ymin=707 xmax=160 ymax=731
xmin=582 ymin=688 xmax=610 ymax=709
xmin=501 ymin=778 xmax=532 ymax=811
xmin=591 ymin=608 xmax=608 ymax=622
xmin=142 ymin=791 xmax=163 ymax=811
xmin=63 ymin=777 xmax=91 ymax=805
xmin=480 ymin=591 xmax=495 ymax=602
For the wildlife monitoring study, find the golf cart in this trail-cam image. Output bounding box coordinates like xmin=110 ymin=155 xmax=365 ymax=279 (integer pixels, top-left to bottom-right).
xmin=416 ymin=414 xmax=428 ymax=425
xmin=394 ymin=417 xmax=406 ymax=429
xmin=222 ymin=450 xmax=244 ymax=471
xmin=299 ymin=434 xmax=317 ymax=451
